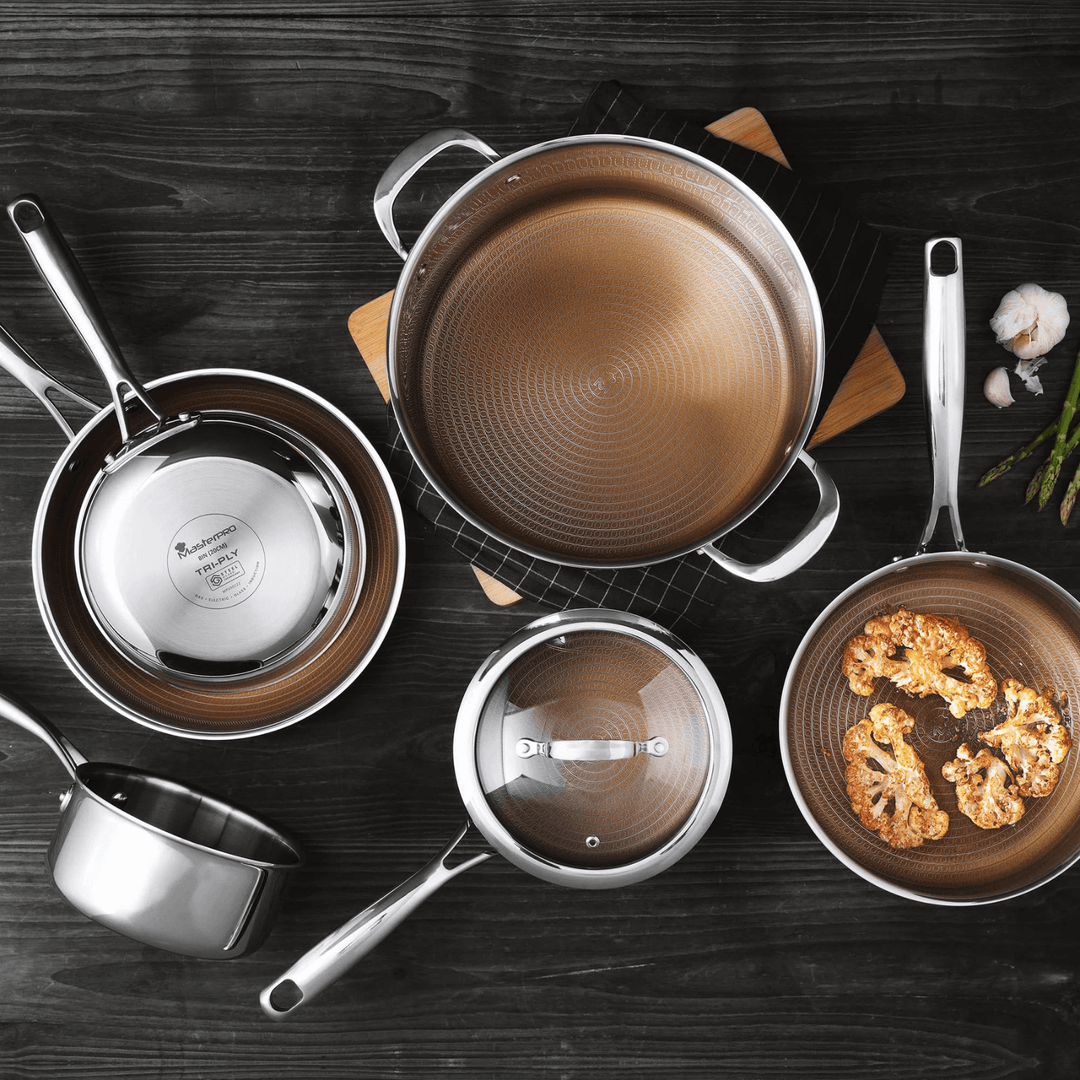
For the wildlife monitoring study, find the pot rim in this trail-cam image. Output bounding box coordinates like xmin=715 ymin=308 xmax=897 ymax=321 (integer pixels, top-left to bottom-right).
xmin=385 ymin=131 xmax=826 ymax=569
xmin=453 ymin=607 xmax=733 ymax=889
xmin=68 ymin=760 xmax=305 ymax=870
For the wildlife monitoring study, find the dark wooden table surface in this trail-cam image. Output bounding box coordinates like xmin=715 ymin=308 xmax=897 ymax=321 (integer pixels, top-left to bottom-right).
xmin=3 ymin=5 xmax=1080 ymax=1077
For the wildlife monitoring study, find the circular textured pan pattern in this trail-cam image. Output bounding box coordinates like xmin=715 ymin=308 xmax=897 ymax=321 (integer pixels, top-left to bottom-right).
xmin=33 ymin=371 xmax=404 ymax=738
xmin=477 ymin=629 xmax=711 ymax=868
xmin=392 ymin=140 xmax=820 ymax=566
xmin=782 ymin=552 xmax=1080 ymax=902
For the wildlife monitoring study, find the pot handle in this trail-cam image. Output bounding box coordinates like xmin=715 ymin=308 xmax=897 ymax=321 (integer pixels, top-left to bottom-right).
xmin=0 ymin=321 xmax=98 ymax=442
xmin=373 ymin=128 xmax=499 ymax=260
xmin=918 ymin=236 xmax=966 ymax=554
xmin=259 ymin=819 xmax=493 ymax=1020
xmin=697 ymin=450 xmax=840 ymax=582
xmin=5 ymin=194 xmax=166 ymax=443
xmin=0 ymin=692 xmax=88 ymax=781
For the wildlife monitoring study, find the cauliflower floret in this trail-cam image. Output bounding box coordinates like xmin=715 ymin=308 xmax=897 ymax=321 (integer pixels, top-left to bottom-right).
xmin=979 ymin=679 xmax=1072 ymax=798
xmin=942 ymin=743 xmax=1026 ymax=829
xmin=842 ymin=703 xmax=950 ymax=849
xmin=842 ymin=609 xmax=997 ymax=719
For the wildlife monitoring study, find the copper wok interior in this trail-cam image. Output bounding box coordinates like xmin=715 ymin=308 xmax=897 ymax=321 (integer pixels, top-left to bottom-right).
xmin=391 ymin=139 xmax=820 ymax=566
xmin=35 ymin=371 xmax=403 ymax=738
xmin=783 ymin=552 xmax=1080 ymax=903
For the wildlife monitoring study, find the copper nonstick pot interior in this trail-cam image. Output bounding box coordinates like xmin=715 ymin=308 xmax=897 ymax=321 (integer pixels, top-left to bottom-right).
xmin=781 ymin=238 xmax=1080 ymax=903
xmin=381 ymin=131 xmax=833 ymax=578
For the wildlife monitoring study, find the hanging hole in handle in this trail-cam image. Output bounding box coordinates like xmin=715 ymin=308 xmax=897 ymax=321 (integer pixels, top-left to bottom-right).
xmin=11 ymin=200 xmax=44 ymax=233
xmin=929 ymin=239 xmax=959 ymax=276
xmin=267 ymin=979 xmax=304 ymax=1013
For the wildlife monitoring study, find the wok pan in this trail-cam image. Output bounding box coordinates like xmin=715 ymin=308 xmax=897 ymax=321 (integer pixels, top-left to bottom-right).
xmin=781 ymin=237 xmax=1080 ymax=903
xmin=260 ymin=608 xmax=733 ymax=1018
xmin=0 ymin=196 xmax=405 ymax=738
xmin=377 ymin=129 xmax=838 ymax=582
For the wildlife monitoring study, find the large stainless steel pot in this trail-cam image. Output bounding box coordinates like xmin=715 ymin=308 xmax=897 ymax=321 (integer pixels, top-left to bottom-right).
xmin=781 ymin=238 xmax=1080 ymax=904
xmin=1 ymin=691 xmax=302 ymax=957
xmin=0 ymin=197 xmax=405 ymax=738
xmin=260 ymin=608 xmax=733 ymax=1018
xmin=375 ymin=128 xmax=838 ymax=582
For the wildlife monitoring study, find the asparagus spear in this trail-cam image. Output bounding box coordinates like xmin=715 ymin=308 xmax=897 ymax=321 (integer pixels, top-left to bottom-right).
xmin=1061 ymin=462 xmax=1080 ymax=524
xmin=978 ymin=415 xmax=1060 ymax=486
xmin=1036 ymin=343 xmax=1080 ymax=508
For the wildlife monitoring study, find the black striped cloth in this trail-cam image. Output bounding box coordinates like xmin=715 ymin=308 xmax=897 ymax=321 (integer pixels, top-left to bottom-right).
xmin=385 ymin=81 xmax=892 ymax=628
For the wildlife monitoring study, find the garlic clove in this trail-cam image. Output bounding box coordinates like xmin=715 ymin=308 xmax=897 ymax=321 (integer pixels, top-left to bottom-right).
xmin=984 ymin=366 xmax=1014 ymax=408
xmin=990 ymin=282 xmax=1070 ymax=360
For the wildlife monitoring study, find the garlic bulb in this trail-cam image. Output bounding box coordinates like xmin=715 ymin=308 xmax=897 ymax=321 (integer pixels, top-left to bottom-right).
xmin=990 ymin=283 xmax=1070 ymax=360
xmin=984 ymin=366 xmax=1014 ymax=408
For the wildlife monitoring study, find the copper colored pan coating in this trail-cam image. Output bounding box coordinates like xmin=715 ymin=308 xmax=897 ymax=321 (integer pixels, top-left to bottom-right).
xmin=34 ymin=371 xmax=404 ymax=738
xmin=783 ymin=553 xmax=1080 ymax=902
xmin=388 ymin=136 xmax=822 ymax=567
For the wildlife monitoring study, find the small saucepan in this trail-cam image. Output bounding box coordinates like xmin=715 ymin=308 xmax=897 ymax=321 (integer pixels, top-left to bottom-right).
xmin=1 ymin=691 xmax=303 ymax=957
xmin=260 ymin=608 xmax=732 ymax=1019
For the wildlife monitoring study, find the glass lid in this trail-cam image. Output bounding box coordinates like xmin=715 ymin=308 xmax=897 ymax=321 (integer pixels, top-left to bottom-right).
xmin=474 ymin=627 xmax=712 ymax=868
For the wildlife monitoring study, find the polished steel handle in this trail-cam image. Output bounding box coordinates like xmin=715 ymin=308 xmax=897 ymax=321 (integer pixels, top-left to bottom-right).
xmin=259 ymin=819 xmax=493 ymax=1021
xmin=919 ymin=236 xmax=966 ymax=554
xmin=6 ymin=194 xmax=165 ymax=443
xmin=515 ymin=736 xmax=669 ymax=760
xmin=699 ymin=450 xmax=840 ymax=582
xmin=0 ymin=321 xmax=98 ymax=442
xmin=373 ymin=127 xmax=499 ymax=260
xmin=0 ymin=692 xmax=88 ymax=781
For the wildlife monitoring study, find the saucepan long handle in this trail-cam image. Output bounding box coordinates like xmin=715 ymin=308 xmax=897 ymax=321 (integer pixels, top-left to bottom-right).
xmin=6 ymin=194 xmax=165 ymax=443
xmin=0 ymin=692 xmax=88 ymax=781
xmin=259 ymin=819 xmax=493 ymax=1021
xmin=373 ymin=128 xmax=500 ymax=261
xmin=0 ymin=322 xmax=98 ymax=442
xmin=919 ymin=236 xmax=966 ymax=553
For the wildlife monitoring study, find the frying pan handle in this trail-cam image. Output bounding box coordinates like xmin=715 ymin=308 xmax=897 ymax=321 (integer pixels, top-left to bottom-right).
xmin=0 ymin=692 xmax=88 ymax=781
xmin=698 ymin=451 xmax=840 ymax=582
xmin=919 ymin=236 xmax=966 ymax=553
xmin=5 ymin=194 xmax=165 ymax=444
xmin=373 ymin=128 xmax=500 ymax=260
xmin=259 ymin=819 xmax=494 ymax=1020
xmin=0 ymin=321 xmax=98 ymax=442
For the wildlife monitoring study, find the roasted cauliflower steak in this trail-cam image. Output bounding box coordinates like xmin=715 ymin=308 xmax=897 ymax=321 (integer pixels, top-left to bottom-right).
xmin=842 ymin=608 xmax=997 ymax=719
xmin=842 ymin=702 xmax=950 ymax=849
xmin=980 ymin=678 xmax=1072 ymax=799
xmin=942 ymin=743 xmax=1026 ymax=829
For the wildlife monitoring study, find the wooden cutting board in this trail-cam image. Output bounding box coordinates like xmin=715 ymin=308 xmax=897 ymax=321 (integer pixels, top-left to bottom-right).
xmin=349 ymin=107 xmax=905 ymax=606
